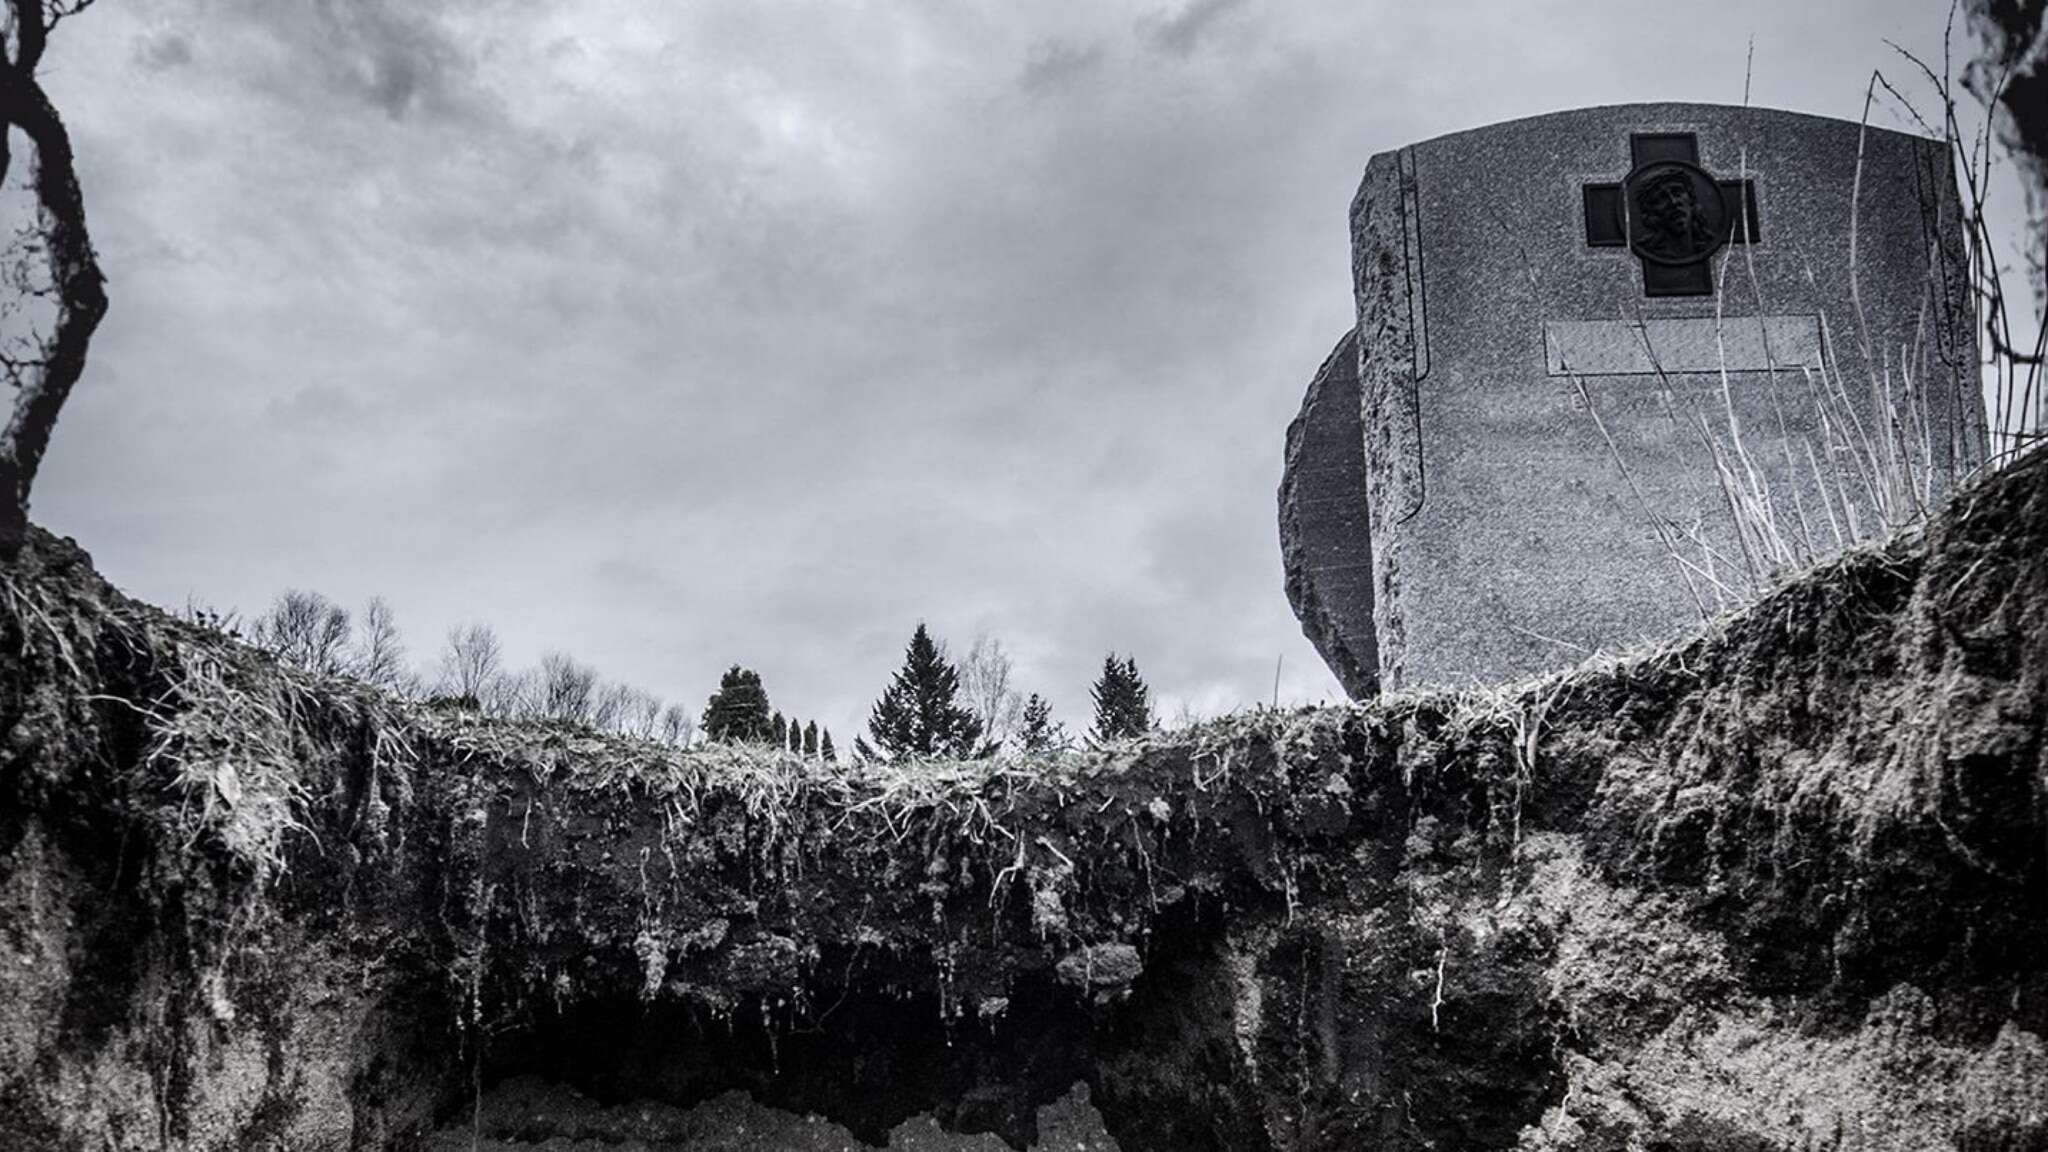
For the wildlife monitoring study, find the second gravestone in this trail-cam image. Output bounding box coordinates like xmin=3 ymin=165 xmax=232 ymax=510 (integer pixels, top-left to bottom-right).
xmin=1281 ymin=102 xmax=1986 ymax=697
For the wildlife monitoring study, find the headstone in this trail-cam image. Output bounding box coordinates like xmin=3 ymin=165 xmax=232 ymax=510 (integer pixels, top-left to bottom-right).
xmin=1279 ymin=330 xmax=1378 ymax=699
xmin=1282 ymin=103 xmax=1985 ymax=696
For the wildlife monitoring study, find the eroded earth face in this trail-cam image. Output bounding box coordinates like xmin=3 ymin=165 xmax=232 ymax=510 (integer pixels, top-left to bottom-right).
xmin=424 ymin=1077 xmax=1115 ymax=1151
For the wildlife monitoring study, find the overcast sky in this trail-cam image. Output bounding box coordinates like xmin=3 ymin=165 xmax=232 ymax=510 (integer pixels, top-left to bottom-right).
xmin=30 ymin=0 xmax=2001 ymax=742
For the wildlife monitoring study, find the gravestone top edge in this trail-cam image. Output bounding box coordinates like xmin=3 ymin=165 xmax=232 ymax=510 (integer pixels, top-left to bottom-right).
xmin=1357 ymin=101 xmax=1946 ymax=169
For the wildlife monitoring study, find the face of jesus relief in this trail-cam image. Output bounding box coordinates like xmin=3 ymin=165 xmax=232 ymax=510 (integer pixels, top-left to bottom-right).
xmin=1633 ymin=168 xmax=1714 ymax=261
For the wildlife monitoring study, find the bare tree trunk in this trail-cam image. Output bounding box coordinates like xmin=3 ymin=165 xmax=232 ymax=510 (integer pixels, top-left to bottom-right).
xmin=0 ymin=0 xmax=106 ymax=559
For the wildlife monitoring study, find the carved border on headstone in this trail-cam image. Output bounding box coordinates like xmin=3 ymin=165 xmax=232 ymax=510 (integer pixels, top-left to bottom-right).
xmin=1350 ymin=148 xmax=1430 ymax=690
xmin=1907 ymin=134 xmax=1988 ymax=477
xmin=1400 ymin=147 xmax=1431 ymax=387
xmin=1392 ymin=147 xmax=1428 ymax=523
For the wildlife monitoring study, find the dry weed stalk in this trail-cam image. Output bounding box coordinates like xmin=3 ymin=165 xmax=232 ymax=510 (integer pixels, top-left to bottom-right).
xmin=1573 ymin=23 xmax=2040 ymax=621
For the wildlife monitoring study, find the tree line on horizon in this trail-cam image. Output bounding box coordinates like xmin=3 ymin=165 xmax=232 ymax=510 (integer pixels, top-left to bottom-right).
xmin=213 ymin=589 xmax=1163 ymax=761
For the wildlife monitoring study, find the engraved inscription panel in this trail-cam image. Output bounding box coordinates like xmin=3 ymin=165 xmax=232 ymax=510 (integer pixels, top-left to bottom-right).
xmin=1543 ymin=315 xmax=1823 ymax=376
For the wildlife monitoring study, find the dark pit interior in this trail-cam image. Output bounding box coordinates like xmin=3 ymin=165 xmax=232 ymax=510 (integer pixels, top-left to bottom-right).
xmin=465 ymin=972 xmax=1103 ymax=1148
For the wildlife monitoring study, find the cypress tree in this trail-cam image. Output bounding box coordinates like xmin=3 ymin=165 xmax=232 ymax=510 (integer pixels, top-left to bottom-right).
xmin=802 ymin=721 xmax=819 ymax=757
xmin=701 ymin=665 xmax=772 ymax=743
xmin=867 ymin=624 xmax=982 ymax=759
xmin=821 ymin=728 xmax=837 ymax=762
xmin=771 ymin=711 xmax=788 ymax=749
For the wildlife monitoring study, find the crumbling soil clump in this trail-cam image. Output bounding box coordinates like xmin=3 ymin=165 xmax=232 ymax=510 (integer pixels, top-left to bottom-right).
xmin=2 ymin=453 xmax=2045 ymax=1150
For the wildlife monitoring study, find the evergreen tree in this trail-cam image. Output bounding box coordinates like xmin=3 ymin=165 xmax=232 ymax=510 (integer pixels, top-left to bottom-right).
xmin=1090 ymin=653 xmax=1153 ymax=742
xmin=771 ymin=711 xmax=788 ymax=749
xmin=701 ymin=665 xmax=772 ymax=743
xmin=802 ymin=721 xmax=819 ymax=757
xmin=866 ymin=624 xmax=983 ymax=759
xmin=1019 ymin=693 xmax=1067 ymax=754
xmin=821 ymin=728 xmax=837 ymax=762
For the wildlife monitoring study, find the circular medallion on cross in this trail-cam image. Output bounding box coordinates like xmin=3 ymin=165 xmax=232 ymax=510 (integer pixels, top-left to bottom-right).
xmin=1620 ymin=159 xmax=1734 ymax=267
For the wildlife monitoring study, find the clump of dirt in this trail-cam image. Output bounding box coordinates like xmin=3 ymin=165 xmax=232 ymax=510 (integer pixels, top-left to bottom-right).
xmin=1 ymin=450 xmax=2044 ymax=1150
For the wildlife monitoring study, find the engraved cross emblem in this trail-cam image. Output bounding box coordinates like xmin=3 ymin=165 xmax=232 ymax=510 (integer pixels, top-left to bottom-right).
xmin=1582 ymin=133 xmax=1759 ymax=297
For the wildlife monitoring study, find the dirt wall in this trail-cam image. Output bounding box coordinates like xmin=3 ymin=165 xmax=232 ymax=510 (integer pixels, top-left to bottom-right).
xmin=2 ymin=452 xmax=2045 ymax=1150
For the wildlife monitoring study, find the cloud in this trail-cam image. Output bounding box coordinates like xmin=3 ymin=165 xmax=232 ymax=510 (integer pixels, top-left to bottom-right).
xmin=37 ymin=0 xmax=1372 ymax=741
xmin=1138 ymin=0 xmax=1248 ymax=58
xmin=263 ymin=383 xmax=371 ymax=434
xmin=1019 ymin=37 xmax=1104 ymax=92
xmin=133 ymin=31 xmax=193 ymax=71
xmin=218 ymin=0 xmax=489 ymax=122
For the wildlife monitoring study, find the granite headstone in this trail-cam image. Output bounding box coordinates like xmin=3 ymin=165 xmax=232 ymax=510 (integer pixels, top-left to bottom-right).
xmin=1281 ymin=102 xmax=1985 ymax=696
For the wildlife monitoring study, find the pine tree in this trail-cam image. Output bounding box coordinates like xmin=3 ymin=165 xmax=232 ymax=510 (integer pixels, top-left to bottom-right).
xmin=1019 ymin=692 xmax=1066 ymax=754
xmin=866 ymin=624 xmax=983 ymax=759
xmin=1120 ymin=655 xmax=1154 ymax=736
xmin=1090 ymin=653 xmax=1153 ymax=742
xmin=821 ymin=728 xmax=837 ymax=762
xmin=771 ymin=711 xmax=788 ymax=749
xmin=701 ymin=665 xmax=772 ymax=743
xmin=802 ymin=721 xmax=819 ymax=757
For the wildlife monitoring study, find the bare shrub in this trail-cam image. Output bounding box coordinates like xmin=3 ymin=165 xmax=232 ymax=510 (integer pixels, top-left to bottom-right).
xmin=251 ymin=590 xmax=353 ymax=677
xmin=659 ymin=703 xmax=694 ymax=747
xmin=437 ymin=623 xmax=504 ymax=705
xmin=533 ymin=652 xmax=598 ymax=725
xmin=351 ymin=597 xmax=408 ymax=692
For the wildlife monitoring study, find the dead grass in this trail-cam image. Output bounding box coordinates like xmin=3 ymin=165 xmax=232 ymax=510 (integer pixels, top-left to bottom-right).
xmin=0 ymin=539 xmax=1205 ymax=901
xmin=1559 ymin=17 xmax=2042 ymax=622
xmin=0 ymin=552 xmax=422 ymax=890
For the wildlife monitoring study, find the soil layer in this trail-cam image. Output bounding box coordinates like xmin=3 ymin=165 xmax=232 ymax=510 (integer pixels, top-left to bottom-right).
xmin=3 ymin=453 xmax=2046 ymax=1150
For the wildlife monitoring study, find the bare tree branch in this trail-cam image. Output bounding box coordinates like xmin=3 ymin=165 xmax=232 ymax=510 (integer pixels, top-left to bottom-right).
xmin=251 ymin=590 xmax=354 ymax=677
xmin=438 ymin=623 xmax=504 ymax=704
xmin=960 ymin=633 xmax=1023 ymax=752
xmin=534 ymin=652 xmax=597 ymax=724
xmin=659 ymin=703 xmax=694 ymax=747
xmin=350 ymin=597 xmax=409 ymax=691
xmin=0 ymin=0 xmax=105 ymax=557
